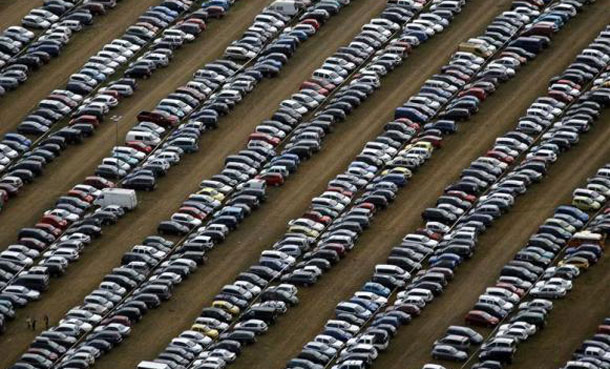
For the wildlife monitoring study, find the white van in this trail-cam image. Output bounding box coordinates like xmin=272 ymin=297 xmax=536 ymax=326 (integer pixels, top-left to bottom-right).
xmin=267 ymin=0 xmax=303 ymax=16
xmin=94 ymin=188 xmax=138 ymax=210
xmin=125 ymin=131 xmax=161 ymax=146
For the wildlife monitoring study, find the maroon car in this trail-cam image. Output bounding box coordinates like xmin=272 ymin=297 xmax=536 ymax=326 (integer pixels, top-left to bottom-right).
xmin=465 ymin=310 xmax=499 ymax=327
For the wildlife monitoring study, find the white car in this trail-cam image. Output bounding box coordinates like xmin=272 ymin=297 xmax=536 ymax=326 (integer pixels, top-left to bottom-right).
xmin=22 ymin=15 xmax=51 ymax=29
xmin=0 ymin=251 xmax=33 ymax=267
xmin=60 ymin=233 xmax=91 ymax=245
xmin=280 ymin=99 xmax=309 ymax=114
xmin=4 ymin=285 xmax=40 ymax=301
xmin=325 ymin=320 xmax=359 ymax=335
xmin=224 ymin=46 xmax=256 ymax=60
xmin=535 ymin=278 xmax=572 ymax=291
xmin=171 ymin=213 xmax=202 ymax=228
xmin=7 ymin=245 xmax=39 ymax=259
xmin=498 ymin=321 xmax=536 ymax=336
xmin=398 ymin=288 xmax=434 ymax=302
xmin=199 ymin=349 xmax=236 ymax=363
xmin=93 ymin=323 xmax=131 ymax=336
xmin=530 ymin=284 xmax=567 ymax=299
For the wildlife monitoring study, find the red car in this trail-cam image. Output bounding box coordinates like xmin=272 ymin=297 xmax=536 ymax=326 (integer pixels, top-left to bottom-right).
xmin=555 ymin=79 xmax=581 ymax=90
xmin=67 ymin=189 xmax=94 ymax=203
xmin=101 ymin=315 xmax=132 ymax=327
xmin=206 ymin=6 xmax=226 ymax=18
xmin=27 ymin=348 xmax=58 ymax=361
xmin=178 ymin=206 xmax=207 ymax=220
xmin=499 ymin=51 xmax=527 ymax=64
xmin=98 ymin=89 xmax=122 ymax=100
xmin=444 ymin=69 xmax=471 ymax=82
xmin=415 ymin=227 xmax=442 ymax=240
xmin=81 ymin=2 xmax=106 ymax=15
xmin=446 ymin=190 xmax=476 ymax=203
xmin=40 ymin=215 xmax=69 ymax=229
xmin=326 ymin=186 xmax=353 ymax=198
xmin=521 ymin=23 xmax=556 ymax=37
xmin=0 ymin=183 xmax=18 ymax=197
xmin=126 ymin=141 xmax=153 ymax=153
xmin=355 ymin=202 xmax=376 ymax=213
xmin=320 ymin=244 xmax=346 ymax=257
xmin=48 ymin=95 xmax=78 ymax=108
xmin=136 ymin=22 xmax=158 ymax=32
xmin=302 ymin=210 xmax=332 ymax=225
xmin=300 ymin=81 xmax=329 ymax=96
xmin=486 ymin=150 xmax=514 ymax=164
xmin=389 ymin=41 xmax=412 ymax=54
xmin=19 ymin=238 xmax=47 ymax=251
xmin=256 ymin=172 xmax=284 ymax=186
xmin=387 ymin=303 xmax=421 ymax=316
xmin=137 ymin=110 xmax=178 ymax=127
xmin=35 ymin=223 xmax=63 ymax=237
xmin=69 ymin=115 xmax=100 ymax=127
xmin=415 ymin=135 xmax=443 ymax=148
xmin=465 ymin=310 xmax=499 ymax=327
xmin=548 ymin=90 xmax=574 ymax=103
xmin=308 ymin=77 xmax=336 ymax=91
xmin=182 ymin=17 xmax=207 ymax=31
xmin=84 ymin=176 xmax=116 ymax=189
xmin=495 ymin=282 xmax=525 ymax=297
xmin=249 ymin=133 xmax=280 ymax=146
xmin=458 ymin=87 xmax=487 ymax=101
xmin=393 ymin=117 xmax=419 ymax=128
xmin=300 ymin=19 xmax=320 ymax=30
xmin=176 ymin=87 xmax=206 ymax=101
xmin=598 ymin=325 xmax=610 ymax=334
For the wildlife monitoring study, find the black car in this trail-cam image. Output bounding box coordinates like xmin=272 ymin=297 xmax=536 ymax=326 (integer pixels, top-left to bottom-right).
xmin=157 ymin=221 xmax=189 ymax=236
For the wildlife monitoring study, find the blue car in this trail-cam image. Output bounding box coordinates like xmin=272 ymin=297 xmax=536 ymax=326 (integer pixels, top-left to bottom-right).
xmin=202 ymin=0 xmax=230 ymax=11
xmin=403 ymin=30 xmax=428 ymax=42
xmin=429 ymin=253 xmax=462 ymax=269
xmin=288 ymin=30 xmax=309 ymax=42
xmin=4 ymin=133 xmax=32 ymax=146
xmin=152 ymin=5 xmax=179 ymax=17
xmin=555 ymin=205 xmax=589 ymax=223
xmin=362 ymin=282 xmax=391 ymax=298
xmin=349 ymin=297 xmax=380 ymax=312
xmin=376 ymin=173 xmax=408 ymax=187
xmin=323 ymin=327 xmax=353 ymax=342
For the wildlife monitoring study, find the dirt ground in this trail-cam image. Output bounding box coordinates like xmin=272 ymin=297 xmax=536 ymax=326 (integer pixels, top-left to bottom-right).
xmin=1 ymin=0 xmax=610 ymax=368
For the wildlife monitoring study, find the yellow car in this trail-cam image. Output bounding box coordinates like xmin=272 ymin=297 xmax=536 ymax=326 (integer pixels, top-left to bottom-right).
xmin=381 ymin=166 xmax=413 ymax=178
xmin=191 ymin=324 xmax=219 ymax=339
xmin=287 ymin=225 xmax=320 ymax=238
xmin=559 ymin=257 xmax=590 ymax=270
xmin=572 ymin=196 xmax=601 ymax=211
xmin=197 ymin=187 xmax=225 ymax=201
xmin=402 ymin=141 xmax=433 ymax=153
xmin=212 ymin=300 xmax=240 ymax=315
xmin=413 ymin=141 xmax=434 ymax=151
